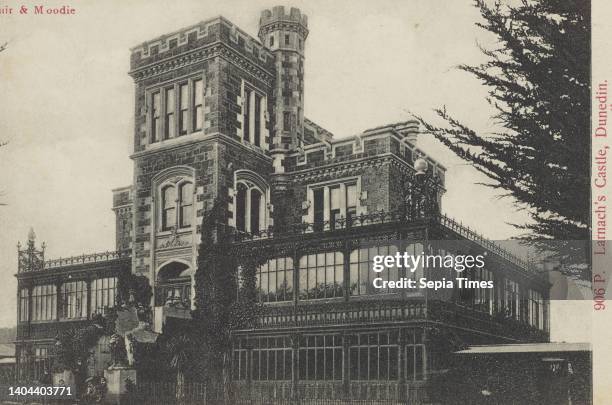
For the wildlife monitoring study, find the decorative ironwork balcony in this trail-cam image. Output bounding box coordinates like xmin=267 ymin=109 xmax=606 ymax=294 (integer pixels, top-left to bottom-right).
xmin=232 ymin=211 xmax=539 ymax=274
xmin=254 ymin=299 xmax=546 ymax=342
xmin=257 ymin=299 xmax=427 ymax=329
xmin=18 ymin=247 xmax=130 ymax=273
xmin=42 ymin=250 xmax=131 ymax=270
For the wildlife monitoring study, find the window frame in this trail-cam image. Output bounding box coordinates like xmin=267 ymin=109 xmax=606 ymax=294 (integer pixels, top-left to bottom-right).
xmin=159 ymin=179 xmax=195 ymax=232
xmin=298 ymin=252 xmax=344 ymax=300
xmin=307 ymin=178 xmax=362 ymax=231
xmin=241 ymin=81 xmax=267 ymax=148
xmin=31 ymin=284 xmax=57 ymax=322
xmin=232 ymin=172 xmax=269 ymax=234
xmin=147 ymin=75 xmax=205 ymax=144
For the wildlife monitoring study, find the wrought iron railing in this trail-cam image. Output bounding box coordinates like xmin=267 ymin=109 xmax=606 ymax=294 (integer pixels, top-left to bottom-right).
xmin=255 ymin=299 xmax=547 ymax=342
xmin=43 ymin=250 xmax=130 ymax=270
xmin=257 ymin=299 xmax=427 ymax=329
xmin=436 ymin=214 xmax=538 ymax=273
xmin=233 ymin=210 xmax=538 ymax=274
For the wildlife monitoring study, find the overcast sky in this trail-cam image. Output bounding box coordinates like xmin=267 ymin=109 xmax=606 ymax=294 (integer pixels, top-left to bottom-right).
xmin=0 ymin=0 xmax=589 ymax=341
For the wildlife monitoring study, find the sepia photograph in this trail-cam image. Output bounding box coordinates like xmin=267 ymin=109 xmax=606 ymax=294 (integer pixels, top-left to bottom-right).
xmin=0 ymin=0 xmax=603 ymax=403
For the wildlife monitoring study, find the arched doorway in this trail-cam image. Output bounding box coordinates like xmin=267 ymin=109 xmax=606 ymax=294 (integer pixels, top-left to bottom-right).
xmin=156 ymin=261 xmax=191 ymax=307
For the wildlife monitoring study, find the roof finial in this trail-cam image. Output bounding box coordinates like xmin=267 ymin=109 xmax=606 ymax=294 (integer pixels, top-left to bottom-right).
xmin=28 ymin=227 xmax=36 ymax=243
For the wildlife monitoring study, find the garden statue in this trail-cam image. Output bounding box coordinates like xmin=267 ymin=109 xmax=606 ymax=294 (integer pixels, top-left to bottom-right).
xmin=108 ymin=333 xmax=128 ymax=368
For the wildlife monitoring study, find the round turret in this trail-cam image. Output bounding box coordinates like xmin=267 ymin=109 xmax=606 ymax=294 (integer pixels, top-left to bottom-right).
xmin=258 ymin=6 xmax=308 ymax=160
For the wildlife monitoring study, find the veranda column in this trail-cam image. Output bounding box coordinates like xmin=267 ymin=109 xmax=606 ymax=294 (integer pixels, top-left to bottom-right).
xmin=86 ymin=279 xmax=92 ymax=319
xmin=55 ymin=281 xmax=62 ymax=321
xmin=290 ymin=333 xmax=300 ymax=401
xmin=341 ymin=333 xmax=352 ymax=399
xmin=398 ymin=328 xmax=407 ymax=402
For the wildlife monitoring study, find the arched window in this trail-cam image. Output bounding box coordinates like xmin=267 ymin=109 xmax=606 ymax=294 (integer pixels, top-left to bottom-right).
xmin=160 ymin=181 xmax=194 ymax=231
xmin=161 ymin=185 xmax=177 ymax=231
xmin=250 ymin=188 xmax=262 ymax=233
xmin=235 ymin=182 xmax=264 ymax=234
xmin=179 ymin=182 xmax=193 ymax=228
xmin=236 ymin=183 xmax=248 ymax=232
xmin=232 ymin=170 xmax=269 ymax=234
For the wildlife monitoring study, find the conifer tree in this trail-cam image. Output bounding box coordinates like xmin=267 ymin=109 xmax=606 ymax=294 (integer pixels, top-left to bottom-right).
xmin=415 ymin=0 xmax=590 ymax=278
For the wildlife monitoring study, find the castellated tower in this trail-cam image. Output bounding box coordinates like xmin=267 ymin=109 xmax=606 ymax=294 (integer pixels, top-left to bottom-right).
xmin=259 ymin=6 xmax=308 ymax=173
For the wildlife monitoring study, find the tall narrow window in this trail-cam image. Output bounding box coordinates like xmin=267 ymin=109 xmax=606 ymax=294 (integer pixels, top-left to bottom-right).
xmin=283 ymin=111 xmax=291 ymax=131
xmin=346 ymin=184 xmax=357 ymax=226
xmin=313 ymin=189 xmax=324 ymax=232
xmin=19 ymin=288 xmax=29 ymax=322
xmin=61 ymin=281 xmax=87 ymax=319
xmin=254 ymin=94 xmax=261 ymax=146
xmin=164 ymin=87 xmax=175 ymax=139
xmin=269 ymin=35 xmax=274 ymax=47
xmin=31 ymin=285 xmax=56 ymax=321
xmin=285 ymin=34 xmax=290 ymax=45
xmin=91 ymin=277 xmax=116 ymax=315
xmin=329 ymin=186 xmax=341 ymax=230
xmin=179 ymin=83 xmax=189 ymax=135
xmin=250 ymin=189 xmax=262 ymax=234
xmin=236 ymin=183 xmax=247 ymax=232
xmin=151 ymin=91 xmax=161 ymax=142
xmin=179 ymin=182 xmax=193 ymax=228
xmin=193 ymin=79 xmax=203 ymax=131
xmin=243 ymin=88 xmax=252 ymax=141
xmin=162 ymin=185 xmax=177 ymax=231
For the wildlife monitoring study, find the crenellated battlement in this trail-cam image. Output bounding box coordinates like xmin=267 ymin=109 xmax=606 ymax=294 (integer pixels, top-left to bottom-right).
xmin=260 ymin=6 xmax=308 ymax=28
xmin=129 ymin=16 xmax=274 ymax=72
xmin=259 ymin=6 xmax=308 ymax=39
